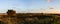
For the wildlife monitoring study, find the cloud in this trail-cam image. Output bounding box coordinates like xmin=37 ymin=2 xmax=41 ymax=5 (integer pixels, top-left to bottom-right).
xmin=47 ymin=0 xmax=51 ymax=3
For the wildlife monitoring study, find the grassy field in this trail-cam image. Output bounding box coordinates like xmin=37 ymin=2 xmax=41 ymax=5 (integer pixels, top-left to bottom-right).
xmin=0 ymin=13 xmax=60 ymax=24
xmin=16 ymin=13 xmax=60 ymax=24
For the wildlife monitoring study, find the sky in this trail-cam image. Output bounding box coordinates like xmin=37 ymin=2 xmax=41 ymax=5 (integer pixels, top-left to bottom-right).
xmin=0 ymin=0 xmax=60 ymax=13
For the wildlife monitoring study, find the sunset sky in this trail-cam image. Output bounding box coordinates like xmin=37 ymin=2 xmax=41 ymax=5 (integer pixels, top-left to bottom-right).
xmin=0 ymin=0 xmax=60 ymax=13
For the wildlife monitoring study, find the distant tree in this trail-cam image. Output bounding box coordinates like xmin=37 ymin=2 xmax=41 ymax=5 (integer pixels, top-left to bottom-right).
xmin=6 ymin=10 xmax=16 ymax=16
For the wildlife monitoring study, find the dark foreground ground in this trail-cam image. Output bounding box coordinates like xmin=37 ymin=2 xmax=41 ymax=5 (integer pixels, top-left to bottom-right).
xmin=0 ymin=13 xmax=60 ymax=24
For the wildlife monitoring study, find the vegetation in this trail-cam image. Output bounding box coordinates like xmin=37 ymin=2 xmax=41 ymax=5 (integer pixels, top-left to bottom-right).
xmin=0 ymin=13 xmax=60 ymax=24
xmin=16 ymin=13 xmax=60 ymax=24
